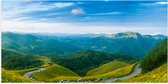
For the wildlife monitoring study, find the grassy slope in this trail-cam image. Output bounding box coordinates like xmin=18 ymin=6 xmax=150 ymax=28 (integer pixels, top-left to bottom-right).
xmin=83 ymin=63 xmax=136 ymax=80
xmin=32 ymin=64 xmax=79 ymax=81
xmin=2 ymin=55 xmax=137 ymax=82
xmin=121 ymin=63 xmax=167 ymax=82
xmin=48 ymin=63 xmax=136 ymax=81
xmin=2 ymin=56 xmax=52 ymax=82
xmin=86 ymin=61 xmax=129 ymax=76
xmin=2 ymin=68 xmax=32 ymax=82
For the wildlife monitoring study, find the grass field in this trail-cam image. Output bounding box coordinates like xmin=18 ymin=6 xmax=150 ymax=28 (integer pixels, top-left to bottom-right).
xmin=2 ymin=68 xmax=32 ymax=82
xmin=47 ymin=63 xmax=136 ymax=82
xmin=83 ymin=63 xmax=136 ymax=80
xmin=2 ymin=56 xmax=52 ymax=82
xmin=1 ymin=56 xmax=138 ymax=82
xmin=86 ymin=61 xmax=129 ymax=76
xmin=32 ymin=64 xmax=79 ymax=81
xmin=121 ymin=63 xmax=167 ymax=82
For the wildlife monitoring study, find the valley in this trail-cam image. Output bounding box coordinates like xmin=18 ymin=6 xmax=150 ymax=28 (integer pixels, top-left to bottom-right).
xmin=1 ymin=32 xmax=167 ymax=83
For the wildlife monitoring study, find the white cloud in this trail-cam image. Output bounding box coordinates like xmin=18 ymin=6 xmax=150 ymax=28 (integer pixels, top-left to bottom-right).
xmin=155 ymin=2 xmax=168 ymax=5
xmin=89 ymin=12 xmax=122 ymax=16
xmin=2 ymin=20 xmax=166 ymax=35
xmin=19 ymin=2 xmax=74 ymax=12
xmin=141 ymin=2 xmax=168 ymax=6
xmin=71 ymin=8 xmax=85 ymax=15
xmin=54 ymin=2 xmax=74 ymax=8
xmin=2 ymin=2 xmax=74 ymax=19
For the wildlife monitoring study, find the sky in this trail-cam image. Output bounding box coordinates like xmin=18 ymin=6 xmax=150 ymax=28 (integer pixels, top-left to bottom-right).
xmin=1 ymin=0 xmax=168 ymax=35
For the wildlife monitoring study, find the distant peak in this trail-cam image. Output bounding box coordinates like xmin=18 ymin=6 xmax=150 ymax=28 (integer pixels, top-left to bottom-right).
xmin=107 ymin=31 xmax=142 ymax=39
xmin=125 ymin=31 xmax=140 ymax=35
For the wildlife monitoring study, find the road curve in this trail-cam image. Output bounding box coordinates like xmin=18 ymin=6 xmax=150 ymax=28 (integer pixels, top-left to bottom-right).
xmin=103 ymin=63 xmax=142 ymax=82
xmin=23 ymin=68 xmax=46 ymax=80
xmin=23 ymin=63 xmax=141 ymax=82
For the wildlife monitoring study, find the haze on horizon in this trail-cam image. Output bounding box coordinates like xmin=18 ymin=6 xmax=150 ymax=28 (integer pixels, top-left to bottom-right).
xmin=1 ymin=0 xmax=167 ymax=35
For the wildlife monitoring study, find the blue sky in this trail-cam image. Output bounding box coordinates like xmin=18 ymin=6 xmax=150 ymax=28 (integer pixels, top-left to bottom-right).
xmin=2 ymin=0 xmax=167 ymax=35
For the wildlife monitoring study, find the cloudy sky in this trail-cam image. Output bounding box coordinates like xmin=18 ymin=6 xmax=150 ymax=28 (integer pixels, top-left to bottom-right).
xmin=1 ymin=0 xmax=167 ymax=35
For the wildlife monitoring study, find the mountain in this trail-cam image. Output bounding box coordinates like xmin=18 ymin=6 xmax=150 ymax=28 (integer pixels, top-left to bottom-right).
xmin=2 ymin=49 xmax=43 ymax=70
xmin=153 ymin=34 xmax=167 ymax=39
xmin=2 ymin=32 xmax=80 ymax=57
xmin=107 ymin=32 xmax=142 ymax=39
xmin=57 ymin=32 xmax=166 ymax=58
xmin=52 ymin=50 xmax=136 ymax=76
xmin=141 ymin=39 xmax=167 ymax=73
xmin=2 ymin=32 xmax=166 ymax=58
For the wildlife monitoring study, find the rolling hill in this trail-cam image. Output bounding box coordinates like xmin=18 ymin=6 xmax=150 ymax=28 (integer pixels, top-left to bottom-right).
xmin=2 ymin=32 xmax=80 ymax=57
xmin=86 ymin=61 xmax=129 ymax=76
xmin=2 ymin=49 xmax=43 ymax=70
xmin=47 ymin=63 xmax=136 ymax=82
xmin=32 ymin=64 xmax=79 ymax=82
xmin=2 ymin=69 xmax=32 ymax=82
xmin=52 ymin=50 xmax=136 ymax=76
xmin=86 ymin=63 xmax=136 ymax=79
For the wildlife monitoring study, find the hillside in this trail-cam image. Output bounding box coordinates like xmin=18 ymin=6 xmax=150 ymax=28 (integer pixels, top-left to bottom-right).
xmin=86 ymin=61 xmax=129 ymax=76
xmin=2 ymin=32 xmax=166 ymax=58
xmin=52 ymin=50 xmax=136 ymax=76
xmin=121 ymin=39 xmax=167 ymax=82
xmin=2 ymin=68 xmax=32 ymax=82
xmin=56 ymin=32 xmax=165 ymax=58
xmin=141 ymin=39 xmax=167 ymax=72
xmin=32 ymin=64 xmax=79 ymax=81
xmin=2 ymin=32 xmax=80 ymax=57
xmin=2 ymin=49 xmax=43 ymax=70
xmin=46 ymin=63 xmax=136 ymax=82
xmin=121 ymin=63 xmax=167 ymax=82
xmin=86 ymin=63 xmax=135 ymax=79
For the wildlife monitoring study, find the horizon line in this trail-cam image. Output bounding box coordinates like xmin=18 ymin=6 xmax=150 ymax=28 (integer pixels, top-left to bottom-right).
xmin=2 ymin=31 xmax=167 ymax=36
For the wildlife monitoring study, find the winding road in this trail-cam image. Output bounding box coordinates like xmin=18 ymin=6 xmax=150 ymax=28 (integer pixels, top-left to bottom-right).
xmin=23 ymin=63 xmax=141 ymax=82
xmin=23 ymin=68 xmax=46 ymax=80
xmin=103 ymin=63 xmax=142 ymax=82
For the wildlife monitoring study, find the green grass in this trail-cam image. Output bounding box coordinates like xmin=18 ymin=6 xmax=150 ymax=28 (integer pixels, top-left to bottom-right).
xmin=1 ymin=55 xmax=138 ymax=82
xmin=48 ymin=63 xmax=136 ymax=82
xmin=2 ymin=55 xmax=53 ymax=82
xmin=82 ymin=63 xmax=136 ymax=80
xmin=121 ymin=63 xmax=167 ymax=82
xmin=32 ymin=64 xmax=79 ymax=81
xmin=86 ymin=61 xmax=129 ymax=76
xmin=2 ymin=68 xmax=32 ymax=82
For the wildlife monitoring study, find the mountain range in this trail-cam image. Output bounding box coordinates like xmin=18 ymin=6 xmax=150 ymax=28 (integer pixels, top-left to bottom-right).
xmin=2 ymin=32 xmax=166 ymax=58
xmin=1 ymin=32 xmax=167 ymax=82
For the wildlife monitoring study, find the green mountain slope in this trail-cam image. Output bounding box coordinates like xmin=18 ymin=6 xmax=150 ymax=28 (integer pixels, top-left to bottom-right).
xmin=141 ymin=39 xmax=167 ymax=72
xmin=2 ymin=32 xmax=165 ymax=58
xmin=2 ymin=49 xmax=43 ymax=70
xmin=32 ymin=64 xmax=79 ymax=81
xmin=57 ymin=32 xmax=165 ymax=58
xmin=47 ymin=63 xmax=136 ymax=82
xmin=122 ymin=39 xmax=167 ymax=82
xmin=121 ymin=63 xmax=167 ymax=82
xmin=53 ymin=50 xmax=136 ymax=76
xmin=2 ymin=32 xmax=80 ymax=57
xmin=2 ymin=68 xmax=32 ymax=82
xmin=86 ymin=61 xmax=129 ymax=76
